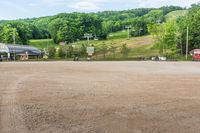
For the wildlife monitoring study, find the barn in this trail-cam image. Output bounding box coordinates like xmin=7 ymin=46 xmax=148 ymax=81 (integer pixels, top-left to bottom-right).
xmin=0 ymin=43 xmax=42 ymax=60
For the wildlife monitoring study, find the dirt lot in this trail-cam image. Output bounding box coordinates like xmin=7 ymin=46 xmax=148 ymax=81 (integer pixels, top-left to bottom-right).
xmin=1 ymin=61 xmax=200 ymax=133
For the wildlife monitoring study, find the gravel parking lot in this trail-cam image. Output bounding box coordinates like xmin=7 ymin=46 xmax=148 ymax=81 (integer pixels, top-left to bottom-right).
xmin=1 ymin=61 xmax=200 ymax=133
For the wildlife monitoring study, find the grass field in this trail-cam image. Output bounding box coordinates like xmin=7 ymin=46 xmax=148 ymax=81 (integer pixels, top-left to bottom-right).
xmin=165 ymin=10 xmax=188 ymax=21
xmin=107 ymin=31 xmax=129 ymax=40
xmin=29 ymin=39 xmax=56 ymax=49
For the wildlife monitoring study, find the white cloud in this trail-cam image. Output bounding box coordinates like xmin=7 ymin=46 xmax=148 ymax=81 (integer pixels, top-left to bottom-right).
xmin=69 ymin=1 xmax=100 ymax=11
xmin=37 ymin=0 xmax=200 ymax=10
xmin=138 ymin=0 xmax=200 ymax=8
xmin=40 ymin=0 xmax=68 ymax=6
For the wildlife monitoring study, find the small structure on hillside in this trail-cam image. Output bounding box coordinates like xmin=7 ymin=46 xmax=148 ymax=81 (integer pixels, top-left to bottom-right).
xmin=0 ymin=43 xmax=42 ymax=60
xmin=59 ymin=42 xmax=66 ymax=46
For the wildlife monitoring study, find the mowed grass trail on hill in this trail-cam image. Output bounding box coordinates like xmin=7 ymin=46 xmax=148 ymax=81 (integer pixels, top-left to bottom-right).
xmin=70 ymin=31 xmax=159 ymax=58
xmin=29 ymin=39 xmax=56 ymax=49
xmin=29 ymin=31 xmax=159 ymax=58
xmin=165 ymin=10 xmax=188 ymax=21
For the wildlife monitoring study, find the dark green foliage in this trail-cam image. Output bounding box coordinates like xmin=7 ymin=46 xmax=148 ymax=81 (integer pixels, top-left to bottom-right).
xmin=177 ymin=4 xmax=200 ymax=54
xmin=0 ymin=21 xmax=50 ymax=44
xmin=48 ymin=13 xmax=105 ymax=43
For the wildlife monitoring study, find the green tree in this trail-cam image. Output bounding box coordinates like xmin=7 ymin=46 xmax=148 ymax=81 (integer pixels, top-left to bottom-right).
xmin=177 ymin=4 xmax=200 ymax=53
xmin=148 ymin=23 xmax=165 ymax=54
xmin=148 ymin=21 xmax=178 ymax=56
xmin=0 ymin=25 xmax=19 ymax=43
xmin=163 ymin=21 xmax=178 ymax=55
xmin=49 ymin=18 xmax=67 ymax=43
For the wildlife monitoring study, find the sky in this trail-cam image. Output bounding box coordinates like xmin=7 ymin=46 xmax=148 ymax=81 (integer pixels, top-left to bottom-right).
xmin=0 ymin=0 xmax=199 ymax=20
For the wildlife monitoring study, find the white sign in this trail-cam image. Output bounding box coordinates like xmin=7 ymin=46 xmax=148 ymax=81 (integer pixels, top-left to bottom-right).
xmin=84 ymin=33 xmax=93 ymax=38
xmin=87 ymin=47 xmax=94 ymax=56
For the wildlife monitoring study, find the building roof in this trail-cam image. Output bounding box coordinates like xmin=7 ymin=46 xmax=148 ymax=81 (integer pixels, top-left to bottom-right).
xmin=0 ymin=43 xmax=42 ymax=56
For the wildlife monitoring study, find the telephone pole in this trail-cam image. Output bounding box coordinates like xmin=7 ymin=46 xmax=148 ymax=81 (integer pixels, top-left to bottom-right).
xmin=125 ymin=25 xmax=131 ymax=39
xmin=186 ymin=26 xmax=189 ymax=60
xmin=13 ymin=30 xmax=16 ymax=61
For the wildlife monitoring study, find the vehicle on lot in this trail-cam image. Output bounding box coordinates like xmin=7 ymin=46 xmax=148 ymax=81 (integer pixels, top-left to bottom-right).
xmin=190 ymin=49 xmax=200 ymax=61
xmin=151 ymin=56 xmax=167 ymax=61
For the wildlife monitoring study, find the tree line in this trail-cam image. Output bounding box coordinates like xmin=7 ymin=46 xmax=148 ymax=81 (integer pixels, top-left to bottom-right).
xmin=0 ymin=6 xmax=183 ymax=45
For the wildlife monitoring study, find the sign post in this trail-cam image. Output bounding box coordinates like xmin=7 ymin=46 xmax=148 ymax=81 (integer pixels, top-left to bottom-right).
xmin=87 ymin=47 xmax=94 ymax=56
xmin=84 ymin=33 xmax=93 ymax=45
xmin=87 ymin=46 xmax=95 ymax=61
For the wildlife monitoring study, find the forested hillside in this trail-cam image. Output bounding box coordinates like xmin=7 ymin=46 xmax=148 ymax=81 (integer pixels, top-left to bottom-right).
xmin=0 ymin=6 xmax=183 ymax=45
xmin=147 ymin=4 xmax=200 ymax=58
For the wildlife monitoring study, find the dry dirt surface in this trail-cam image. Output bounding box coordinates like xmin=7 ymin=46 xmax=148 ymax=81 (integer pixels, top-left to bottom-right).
xmin=1 ymin=61 xmax=200 ymax=133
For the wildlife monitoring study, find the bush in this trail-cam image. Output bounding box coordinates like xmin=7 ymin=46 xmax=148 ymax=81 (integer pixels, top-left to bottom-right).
xmin=101 ymin=43 xmax=108 ymax=59
xmin=80 ymin=44 xmax=87 ymax=57
xmin=58 ymin=46 xmax=68 ymax=58
xmin=48 ymin=46 xmax=56 ymax=58
xmin=67 ymin=45 xmax=74 ymax=58
xmin=120 ymin=44 xmax=130 ymax=57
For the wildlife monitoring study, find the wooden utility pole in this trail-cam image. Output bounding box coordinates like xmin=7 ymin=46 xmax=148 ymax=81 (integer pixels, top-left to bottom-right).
xmin=125 ymin=25 xmax=131 ymax=39
xmin=186 ymin=26 xmax=189 ymax=60
xmin=13 ymin=30 xmax=16 ymax=61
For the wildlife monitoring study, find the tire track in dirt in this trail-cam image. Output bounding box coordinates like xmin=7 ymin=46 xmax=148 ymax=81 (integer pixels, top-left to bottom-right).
xmin=0 ymin=75 xmax=31 ymax=133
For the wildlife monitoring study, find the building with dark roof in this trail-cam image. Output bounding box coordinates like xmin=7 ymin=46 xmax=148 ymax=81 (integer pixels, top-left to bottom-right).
xmin=0 ymin=43 xmax=42 ymax=60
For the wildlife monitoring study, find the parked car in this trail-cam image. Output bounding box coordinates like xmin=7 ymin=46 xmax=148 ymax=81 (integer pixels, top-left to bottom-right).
xmin=159 ymin=56 xmax=167 ymax=61
xmin=190 ymin=49 xmax=200 ymax=61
